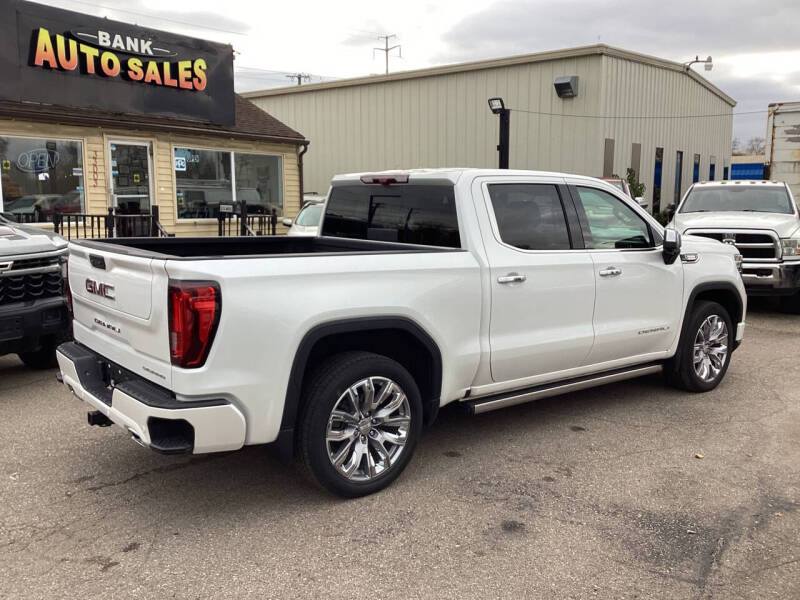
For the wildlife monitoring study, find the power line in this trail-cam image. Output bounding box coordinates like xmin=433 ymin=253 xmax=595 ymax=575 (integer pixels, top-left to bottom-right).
xmin=50 ymin=0 xmax=249 ymax=35
xmin=508 ymin=107 xmax=767 ymax=120
xmin=235 ymin=65 xmax=335 ymax=80
xmin=373 ymin=34 xmax=402 ymax=75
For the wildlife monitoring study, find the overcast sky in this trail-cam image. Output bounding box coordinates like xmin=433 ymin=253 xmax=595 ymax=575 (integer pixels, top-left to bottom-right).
xmin=40 ymin=0 xmax=800 ymax=142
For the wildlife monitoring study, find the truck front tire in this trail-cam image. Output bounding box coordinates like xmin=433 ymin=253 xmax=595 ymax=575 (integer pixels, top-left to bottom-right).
xmin=666 ymin=301 xmax=733 ymax=392
xmin=298 ymin=351 xmax=423 ymax=497
xmin=779 ymin=291 xmax=800 ymax=314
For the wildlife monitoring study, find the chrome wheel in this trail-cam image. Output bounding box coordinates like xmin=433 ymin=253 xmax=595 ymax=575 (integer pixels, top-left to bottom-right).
xmin=692 ymin=314 xmax=729 ymax=383
xmin=326 ymin=376 xmax=411 ymax=482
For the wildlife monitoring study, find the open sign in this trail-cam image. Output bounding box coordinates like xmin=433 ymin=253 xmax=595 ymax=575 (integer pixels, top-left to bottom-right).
xmin=16 ymin=148 xmax=59 ymax=173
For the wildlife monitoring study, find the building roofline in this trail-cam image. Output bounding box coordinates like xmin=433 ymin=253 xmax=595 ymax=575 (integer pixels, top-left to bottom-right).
xmin=0 ymin=97 xmax=309 ymax=146
xmin=242 ymin=44 xmax=736 ymax=107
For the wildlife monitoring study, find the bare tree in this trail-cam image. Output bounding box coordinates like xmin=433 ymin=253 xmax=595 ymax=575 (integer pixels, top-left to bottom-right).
xmin=731 ymin=137 xmax=743 ymax=155
xmin=745 ymin=136 xmax=766 ymax=155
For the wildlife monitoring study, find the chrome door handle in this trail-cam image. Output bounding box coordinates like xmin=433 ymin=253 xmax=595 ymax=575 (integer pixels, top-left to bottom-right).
xmin=498 ymin=273 xmax=527 ymax=284
xmin=599 ymin=266 xmax=622 ymax=277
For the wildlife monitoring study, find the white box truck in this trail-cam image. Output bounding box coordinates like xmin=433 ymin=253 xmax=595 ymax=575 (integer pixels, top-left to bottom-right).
xmin=766 ymin=102 xmax=800 ymax=200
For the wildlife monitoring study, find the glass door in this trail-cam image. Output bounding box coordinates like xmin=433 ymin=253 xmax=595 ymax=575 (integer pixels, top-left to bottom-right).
xmin=109 ymin=141 xmax=152 ymax=215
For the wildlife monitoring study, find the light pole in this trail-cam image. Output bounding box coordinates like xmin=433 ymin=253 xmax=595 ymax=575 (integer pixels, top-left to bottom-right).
xmin=488 ymin=97 xmax=510 ymax=169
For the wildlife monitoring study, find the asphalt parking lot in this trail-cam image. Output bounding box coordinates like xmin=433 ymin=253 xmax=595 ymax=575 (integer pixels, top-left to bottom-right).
xmin=1 ymin=302 xmax=798 ymax=599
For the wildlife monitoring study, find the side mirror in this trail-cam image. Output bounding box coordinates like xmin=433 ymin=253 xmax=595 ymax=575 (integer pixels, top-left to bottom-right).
xmin=282 ymin=218 xmax=293 ymax=227
xmin=663 ymin=228 xmax=681 ymax=265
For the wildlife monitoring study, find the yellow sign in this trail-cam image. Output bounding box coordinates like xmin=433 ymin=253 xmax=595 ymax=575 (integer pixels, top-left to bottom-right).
xmin=133 ymin=174 xmax=140 ymax=184
xmin=1 ymin=160 xmax=10 ymax=171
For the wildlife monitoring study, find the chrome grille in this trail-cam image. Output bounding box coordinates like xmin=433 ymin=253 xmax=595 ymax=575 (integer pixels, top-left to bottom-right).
xmin=9 ymin=256 xmax=60 ymax=271
xmin=685 ymin=229 xmax=779 ymax=262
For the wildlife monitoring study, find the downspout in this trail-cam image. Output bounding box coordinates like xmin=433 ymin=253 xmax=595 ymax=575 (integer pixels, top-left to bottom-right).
xmin=298 ymin=141 xmax=310 ymax=208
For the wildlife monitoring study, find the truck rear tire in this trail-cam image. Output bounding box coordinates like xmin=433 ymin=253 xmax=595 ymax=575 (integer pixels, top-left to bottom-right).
xmin=665 ymin=301 xmax=732 ymax=393
xmin=18 ymin=338 xmax=59 ymax=370
xmin=298 ymin=351 xmax=423 ymax=498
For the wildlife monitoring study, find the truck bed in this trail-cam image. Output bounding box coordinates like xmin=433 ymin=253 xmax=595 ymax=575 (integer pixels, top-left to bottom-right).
xmin=72 ymin=236 xmax=461 ymax=259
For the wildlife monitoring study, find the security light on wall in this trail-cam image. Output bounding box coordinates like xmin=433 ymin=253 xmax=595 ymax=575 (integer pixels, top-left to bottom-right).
xmin=684 ymin=55 xmax=713 ymax=72
xmin=554 ymin=76 xmax=579 ymax=99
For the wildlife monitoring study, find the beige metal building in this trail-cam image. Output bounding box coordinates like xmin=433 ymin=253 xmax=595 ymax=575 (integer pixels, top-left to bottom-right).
xmin=245 ymin=44 xmax=735 ymax=214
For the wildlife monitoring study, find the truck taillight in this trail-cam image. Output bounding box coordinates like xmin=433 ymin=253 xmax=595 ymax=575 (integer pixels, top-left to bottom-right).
xmin=168 ymin=281 xmax=221 ymax=368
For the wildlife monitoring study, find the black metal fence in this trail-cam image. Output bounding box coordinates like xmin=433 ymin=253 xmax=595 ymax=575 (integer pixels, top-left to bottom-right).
xmin=9 ymin=202 xmax=282 ymax=239
xmin=218 ymin=202 xmax=278 ymax=237
xmin=10 ymin=206 xmax=172 ymax=240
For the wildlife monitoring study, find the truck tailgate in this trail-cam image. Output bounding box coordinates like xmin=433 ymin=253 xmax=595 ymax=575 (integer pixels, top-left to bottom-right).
xmin=68 ymin=242 xmax=173 ymax=388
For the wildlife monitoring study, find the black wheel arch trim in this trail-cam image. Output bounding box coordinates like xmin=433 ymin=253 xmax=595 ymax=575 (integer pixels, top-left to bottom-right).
xmin=671 ymin=281 xmax=744 ymax=372
xmin=276 ymin=316 xmax=443 ymax=458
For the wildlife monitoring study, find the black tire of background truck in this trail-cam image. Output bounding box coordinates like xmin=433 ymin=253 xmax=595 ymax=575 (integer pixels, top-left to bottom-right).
xmin=779 ymin=292 xmax=800 ymax=314
xmin=297 ymin=351 xmax=423 ymax=498
xmin=17 ymin=338 xmax=59 ymax=370
xmin=665 ymin=300 xmax=733 ymax=393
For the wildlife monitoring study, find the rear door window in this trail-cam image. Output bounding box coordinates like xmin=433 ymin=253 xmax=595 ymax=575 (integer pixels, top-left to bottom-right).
xmin=322 ymin=184 xmax=460 ymax=248
xmin=487 ymin=184 xmax=572 ymax=250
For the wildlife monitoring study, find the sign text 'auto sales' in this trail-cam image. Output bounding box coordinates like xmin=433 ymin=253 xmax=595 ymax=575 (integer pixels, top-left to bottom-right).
xmin=31 ymin=28 xmax=208 ymax=91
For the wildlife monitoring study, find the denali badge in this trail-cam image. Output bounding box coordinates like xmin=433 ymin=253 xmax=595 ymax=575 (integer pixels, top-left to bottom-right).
xmin=638 ymin=326 xmax=670 ymax=335
xmin=85 ymin=279 xmax=115 ymax=300
xmin=94 ymin=317 xmax=121 ymax=334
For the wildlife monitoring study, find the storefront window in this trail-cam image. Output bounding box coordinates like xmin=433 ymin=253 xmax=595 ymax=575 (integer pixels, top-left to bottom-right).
xmin=174 ymin=148 xmax=232 ymax=218
xmin=174 ymin=148 xmax=283 ymax=219
xmin=0 ymin=136 xmax=85 ymax=219
xmin=235 ymin=153 xmax=283 ymax=216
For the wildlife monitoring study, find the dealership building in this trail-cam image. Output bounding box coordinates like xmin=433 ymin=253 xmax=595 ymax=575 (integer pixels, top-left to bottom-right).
xmin=246 ymin=45 xmax=735 ymax=213
xmin=0 ymin=0 xmax=306 ymax=237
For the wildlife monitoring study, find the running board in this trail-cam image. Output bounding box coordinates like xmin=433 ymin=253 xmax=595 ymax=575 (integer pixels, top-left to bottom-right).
xmin=465 ymin=363 xmax=663 ymax=415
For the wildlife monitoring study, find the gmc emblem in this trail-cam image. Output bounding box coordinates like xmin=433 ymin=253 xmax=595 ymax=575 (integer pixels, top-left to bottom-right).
xmin=85 ymin=279 xmax=115 ymax=300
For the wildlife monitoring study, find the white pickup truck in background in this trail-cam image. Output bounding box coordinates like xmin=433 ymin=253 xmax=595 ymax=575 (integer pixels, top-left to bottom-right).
xmin=670 ymin=180 xmax=800 ymax=312
xmin=56 ymin=169 xmax=746 ymax=497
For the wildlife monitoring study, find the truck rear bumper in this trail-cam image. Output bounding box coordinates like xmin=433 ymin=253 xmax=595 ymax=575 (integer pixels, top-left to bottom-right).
xmin=56 ymin=342 xmax=246 ymax=454
xmin=742 ymin=261 xmax=800 ymax=295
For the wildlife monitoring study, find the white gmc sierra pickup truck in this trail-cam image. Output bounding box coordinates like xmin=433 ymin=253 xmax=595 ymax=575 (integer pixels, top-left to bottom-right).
xmin=56 ymin=169 xmax=746 ymax=497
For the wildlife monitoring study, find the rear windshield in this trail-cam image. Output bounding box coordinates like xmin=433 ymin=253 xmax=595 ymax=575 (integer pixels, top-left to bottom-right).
xmin=322 ymin=184 xmax=461 ymax=248
xmin=680 ymin=186 xmax=794 ymax=214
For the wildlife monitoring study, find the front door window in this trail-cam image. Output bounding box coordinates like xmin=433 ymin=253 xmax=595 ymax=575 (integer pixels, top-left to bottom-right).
xmin=110 ymin=142 xmax=151 ymax=214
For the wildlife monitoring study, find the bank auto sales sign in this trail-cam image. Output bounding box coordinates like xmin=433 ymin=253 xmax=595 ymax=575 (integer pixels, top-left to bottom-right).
xmin=0 ymin=0 xmax=234 ymax=125
xmin=32 ymin=28 xmax=208 ymax=91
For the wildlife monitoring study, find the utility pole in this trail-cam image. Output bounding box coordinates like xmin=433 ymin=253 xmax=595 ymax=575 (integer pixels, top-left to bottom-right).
xmin=286 ymin=73 xmax=311 ymax=86
xmin=374 ymin=35 xmax=401 ymax=75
